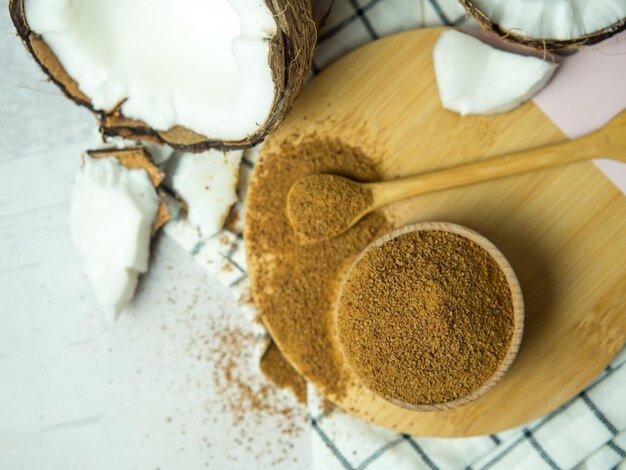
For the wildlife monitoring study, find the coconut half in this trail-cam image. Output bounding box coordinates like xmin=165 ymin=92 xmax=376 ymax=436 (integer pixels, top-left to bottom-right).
xmin=433 ymin=30 xmax=558 ymax=115
xmin=460 ymin=0 xmax=626 ymax=51
xmin=10 ymin=0 xmax=320 ymax=150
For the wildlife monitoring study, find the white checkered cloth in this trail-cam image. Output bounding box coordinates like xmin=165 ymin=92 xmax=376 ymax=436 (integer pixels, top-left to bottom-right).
xmin=164 ymin=1 xmax=626 ymax=469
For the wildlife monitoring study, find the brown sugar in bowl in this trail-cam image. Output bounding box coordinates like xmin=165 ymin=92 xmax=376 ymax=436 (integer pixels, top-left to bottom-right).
xmin=335 ymin=221 xmax=524 ymax=411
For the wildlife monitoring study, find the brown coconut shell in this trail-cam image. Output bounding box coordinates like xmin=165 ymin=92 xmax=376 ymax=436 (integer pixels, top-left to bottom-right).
xmin=459 ymin=0 xmax=626 ymax=52
xmin=86 ymin=146 xmax=171 ymax=232
xmin=9 ymin=0 xmax=323 ymax=151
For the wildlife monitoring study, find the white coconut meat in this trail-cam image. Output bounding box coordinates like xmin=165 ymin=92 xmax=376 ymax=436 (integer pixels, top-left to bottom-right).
xmin=468 ymin=0 xmax=626 ymax=40
xmin=25 ymin=0 xmax=277 ymax=141
xmin=70 ymin=155 xmax=159 ymax=319
xmin=433 ymin=31 xmax=558 ymax=115
xmin=166 ymin=150 xmax=242 ymax=238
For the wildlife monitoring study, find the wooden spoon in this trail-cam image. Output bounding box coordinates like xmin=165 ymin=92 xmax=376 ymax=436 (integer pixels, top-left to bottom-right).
xmin=287 ymin=111 xmax=626 ymax=242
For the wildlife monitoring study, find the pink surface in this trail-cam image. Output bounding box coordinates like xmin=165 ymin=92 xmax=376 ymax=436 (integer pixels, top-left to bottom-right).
xmin=532 ymin=32 xmax=626 ymax=195
xmin=533 ymin=32 xmax=626 ymax=139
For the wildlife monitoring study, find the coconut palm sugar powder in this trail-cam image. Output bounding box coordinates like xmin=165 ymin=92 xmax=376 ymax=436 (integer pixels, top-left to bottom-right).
xmin=260 ymin=341 xmax=307 ymax=404
xmin=337 ymin=230 xmax=515 ymax=405
xmin=245 ymin=135 xmax=390 ymax=399
xmin=287 ymin=175 xmax=373 ymax=242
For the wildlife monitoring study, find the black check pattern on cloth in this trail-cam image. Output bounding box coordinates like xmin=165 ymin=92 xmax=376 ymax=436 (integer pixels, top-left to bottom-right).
xmin=309 ymin=358 xmax=626 ymax=470
xmin=164 ymin=1 xmax=626 ymax=468
xmin=313 ymin=0 xmax=469 ymax=71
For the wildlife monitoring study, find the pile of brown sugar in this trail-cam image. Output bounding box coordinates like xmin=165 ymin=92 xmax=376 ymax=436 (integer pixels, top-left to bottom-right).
xmin=245 ymin=134 xmax=390 ymax=400
xmin=337 ymin=230 xmax=515 ymax=405
xmin=261 ymin=341 xmax=307 ymax=404
xmin=287 ymin=175 xmax=373 ymax=242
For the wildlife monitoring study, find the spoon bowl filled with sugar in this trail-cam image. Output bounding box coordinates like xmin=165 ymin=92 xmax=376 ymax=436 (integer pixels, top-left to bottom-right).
xmin=287 ymin=111 xmax=626 ymax=243
xmin=336 ymin=221 xmax=524 ymax=411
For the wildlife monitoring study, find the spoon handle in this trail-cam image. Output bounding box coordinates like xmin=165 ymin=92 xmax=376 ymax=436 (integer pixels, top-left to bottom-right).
xmin=369 ymin=124 xmax=625 ymax=208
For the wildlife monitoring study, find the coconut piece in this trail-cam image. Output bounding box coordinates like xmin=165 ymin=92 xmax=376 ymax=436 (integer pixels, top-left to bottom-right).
xmin=86 ymin=147 xmax=165 ymax=187
xmin=165 ymin=150 xmax=242 ymax=238
xmin=10 ymin=0 xmax=320 ymax=151
xmin=433 ymin=31 xmax=558 ymax=115
xmin=89 ymin=137 xmax=173 ymax=230
xmin=460 ymin=0 xmax=626 ymax=51
xmin=70 ymin=148 xmax=164 ymax=319
xmin=87 ymin=147 xmax=171 ymax=231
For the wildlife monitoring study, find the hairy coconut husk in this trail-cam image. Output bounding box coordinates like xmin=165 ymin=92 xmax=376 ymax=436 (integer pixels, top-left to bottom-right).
xmin=10 ymin=0 xmax=324 ymax=151
xmin=459 ymin=0 xmax=626 ymax=52
xmin=86 ymin=146 xmax=170 ymax=232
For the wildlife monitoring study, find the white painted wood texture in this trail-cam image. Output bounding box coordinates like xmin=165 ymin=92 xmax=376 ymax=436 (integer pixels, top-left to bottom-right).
xmin=0 ymin=10 xmax=309 ymax=470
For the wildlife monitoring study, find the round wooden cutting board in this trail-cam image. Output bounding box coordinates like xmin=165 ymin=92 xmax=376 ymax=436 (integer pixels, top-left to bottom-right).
xmin=245 ymin=27 xmax=626 ymax=437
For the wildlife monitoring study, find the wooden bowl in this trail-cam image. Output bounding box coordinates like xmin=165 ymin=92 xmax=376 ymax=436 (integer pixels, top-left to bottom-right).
xmin=336 ymin=221 xmax=525 ymax=411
